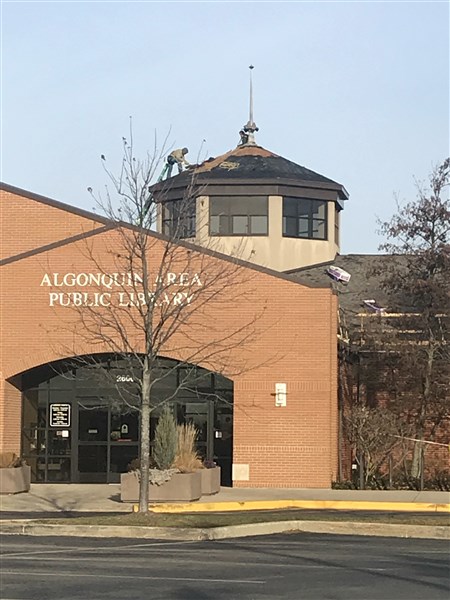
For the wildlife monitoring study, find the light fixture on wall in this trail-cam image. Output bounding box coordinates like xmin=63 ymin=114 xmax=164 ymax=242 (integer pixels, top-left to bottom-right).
xmin=274 ymin=383 xmax=287 ymax=407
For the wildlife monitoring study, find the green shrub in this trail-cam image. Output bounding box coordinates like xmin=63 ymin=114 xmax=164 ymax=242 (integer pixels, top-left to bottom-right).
xmin=332 ymin=471 xmax=450 ymax=491
xmin=429 ymin=471 xmax=450 ymax=491
xmin=332 ymin=480 xmax=357 ymax=490
xmin=153 ymin=405 xmax=178 ymax=470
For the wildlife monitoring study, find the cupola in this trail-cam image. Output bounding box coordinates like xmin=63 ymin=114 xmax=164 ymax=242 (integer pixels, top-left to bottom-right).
xmin=150 ymin=68 xmax=349 ymax=272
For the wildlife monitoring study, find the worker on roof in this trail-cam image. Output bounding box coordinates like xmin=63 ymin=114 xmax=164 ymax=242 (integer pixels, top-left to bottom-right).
xmin=239 ymin=130 xmax=249 ymax=145
xmin=166 ymin=147 xmax=189 ymax=177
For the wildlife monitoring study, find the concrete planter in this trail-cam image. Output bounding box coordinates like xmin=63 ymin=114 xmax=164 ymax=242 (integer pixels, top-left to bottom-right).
xmin=200 ymin=466 xmax=221 ymax=495
xmin=0 ymin=465 xmax=31 ymax=494
xmin=121 ymin=471 xmax=202 ymax=503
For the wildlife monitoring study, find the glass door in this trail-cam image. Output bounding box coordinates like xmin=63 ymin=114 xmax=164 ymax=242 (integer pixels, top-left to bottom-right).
xmin=109 ymin=407 xmax=139 ymax=483
xmin=76 ymin=397 xmax=140 ymax=483
xmin=176 ymin=393 xmax=233 ymax=486
xmin=77 ymin=398 xmax=109 ymax=483
xmin=177 ymin=397 xmax=213 ymax=461
xmin=47 ymin=429 xmax=72 ymax=482
xmin=213 ymin=395 xmax=233 ymax=486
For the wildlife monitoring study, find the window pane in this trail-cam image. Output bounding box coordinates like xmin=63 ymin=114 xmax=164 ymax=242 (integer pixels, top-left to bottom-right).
xmin=23 ymin=389 xmax=40 ymax=428
xmin=48 ymin=430 xmax=71 ymax=457
xmin=228 ymin=198 xmax=244 ymax=213
xmin=46 ymin=458 xmax=71 ymax=482
xmin=283 ymin=216 xmax=297 ymax=237
xmin=49 ymin=373 xmax=75 ymax=390
xmin=297 ymin=199 xmax=311 ymax=218
xmin=110 ymin=445 xmax=139 ymax=475
xmin=185 ymin=216 xmax=195 ymax=237
xmin=283 ymin=197 xmax=298 ymax=217
xmin=335 ymin=209 xmax=340 ymax=245
xmin=210 ymin=198 xmax=228 ymax=217
xmin=178 ymin=218 xmax=194 ymax=238
xmin=245 ymin=196 xmax=267 ymax=215
xmin=110 ymin=409 xmax=139 ymax=442
xmin=219 ymin=215 xmax=230 ymax=235
xmin=210 ymin=215 xmax=220 ymax=235
xmin=298 ymin=217 xmax=310 ymax=237
xmin=312 ymin=201 xmax=326 ymax=219
xmin=312 ymin=219 xmax=326 ymax=239
xmin=250 ymin=215 xmax=268 ymax=235
xmin=162 ymin=221 xmax=171 ymax=236
xmin=232 ymin=216 xmax=248 ymax=234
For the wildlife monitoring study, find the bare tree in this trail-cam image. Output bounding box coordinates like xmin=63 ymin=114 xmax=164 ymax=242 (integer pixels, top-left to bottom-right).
xmin=52 ymin=127 xmax=266 ymax=513
xmin=343 ymin=403 xmax=409 ymax=485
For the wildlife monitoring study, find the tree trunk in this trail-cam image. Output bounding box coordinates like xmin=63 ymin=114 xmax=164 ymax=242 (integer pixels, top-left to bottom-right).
xmin=138 ymin=362 xmax=151 ymax=513
xmin=358 ymin=452 xmax=365 ymax=490
xmin=411 ymin=343 xmax=435 ymax=479
xmin=410 ymin=440 xmax=422 ymax=479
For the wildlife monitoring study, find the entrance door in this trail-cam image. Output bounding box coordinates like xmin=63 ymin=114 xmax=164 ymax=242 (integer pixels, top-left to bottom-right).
xmin=46 ymin=428 xmax=72 ymax=482
xmin=177 ymin=397 xmax=214 ymax=460
xmin=176 ymin=393 xmax=233 ymax=486
xmin=76 ymin=398 xmax=139 ymax=483
xmin=213 ymin=399 xmax=233 ymax=486
xmin=77 ymin=398 xmax=109 ymax=483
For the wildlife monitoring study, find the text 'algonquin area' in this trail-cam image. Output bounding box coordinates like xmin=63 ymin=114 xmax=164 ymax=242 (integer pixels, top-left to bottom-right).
xmin=40 ymin=272 xmax=203 ymax=307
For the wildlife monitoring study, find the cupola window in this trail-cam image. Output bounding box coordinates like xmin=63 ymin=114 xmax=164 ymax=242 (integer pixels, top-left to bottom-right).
xmin=282 ymin=197 xmax=327 ymax=240
xmin=162 ymin=199 xmax=196 ymax=238
xmin=335 ymin=207 xmax=340 ymax=245
xmin=210 ymin=196 xmax=268 ymax=236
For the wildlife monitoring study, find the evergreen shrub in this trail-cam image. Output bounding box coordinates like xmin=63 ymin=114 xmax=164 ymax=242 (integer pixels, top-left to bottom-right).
xmin=153 ymin=405 xmax=178 ymax=470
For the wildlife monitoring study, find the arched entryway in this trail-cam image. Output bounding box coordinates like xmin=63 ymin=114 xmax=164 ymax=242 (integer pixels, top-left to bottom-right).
xmin=19 ymin=354 xmax=233 ymax=485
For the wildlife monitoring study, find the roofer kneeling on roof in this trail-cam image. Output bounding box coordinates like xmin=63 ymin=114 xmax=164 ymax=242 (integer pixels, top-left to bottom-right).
xmin=167 ymin=147 xmax=189 ymax=177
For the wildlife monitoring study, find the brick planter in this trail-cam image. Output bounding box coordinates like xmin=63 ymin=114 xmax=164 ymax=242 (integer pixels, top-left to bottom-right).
xmin=200 ymin=466 xmax=221 ymax=495
xmin=121 ymin=471 xmax=202 ymax=503
xmin=0 ymin=465 xmax=31 ymax=494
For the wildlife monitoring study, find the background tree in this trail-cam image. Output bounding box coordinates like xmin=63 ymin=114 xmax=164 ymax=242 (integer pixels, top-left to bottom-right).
xmin=373 ymin=158 xmax=450 ymax=478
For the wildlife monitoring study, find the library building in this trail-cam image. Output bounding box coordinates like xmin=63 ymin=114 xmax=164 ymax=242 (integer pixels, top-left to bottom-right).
xmin=0 ymin=123 xmax=349 ymax=488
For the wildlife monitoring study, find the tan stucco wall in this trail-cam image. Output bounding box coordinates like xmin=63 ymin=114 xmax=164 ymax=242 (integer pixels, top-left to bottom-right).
xmin=192 ymin=195 xmax=339 ymax=271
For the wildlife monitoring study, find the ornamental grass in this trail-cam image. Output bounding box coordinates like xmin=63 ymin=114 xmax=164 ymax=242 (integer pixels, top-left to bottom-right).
xmin=173 ymin=423 xmax=203 ymax=473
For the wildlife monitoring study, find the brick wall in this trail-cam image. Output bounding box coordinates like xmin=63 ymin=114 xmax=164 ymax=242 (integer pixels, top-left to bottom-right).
xmin=0 ymin=188 xmax=338 ymax=488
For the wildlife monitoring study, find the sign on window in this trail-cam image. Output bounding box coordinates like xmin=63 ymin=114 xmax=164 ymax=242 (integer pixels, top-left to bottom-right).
xmin=49 ymin=403 xmax=71 ymax=427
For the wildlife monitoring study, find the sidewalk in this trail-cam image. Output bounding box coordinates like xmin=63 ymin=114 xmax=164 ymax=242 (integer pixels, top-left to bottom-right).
xmin=2 ymin=484 xmax=448 ymax=540
xmin=1 ymin=484 xmax=449 ymax=514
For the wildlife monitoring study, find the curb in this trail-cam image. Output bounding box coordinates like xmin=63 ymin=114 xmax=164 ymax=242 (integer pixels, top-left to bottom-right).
xmin=1 ymin=519 xmax=449 ymax=541
xmin=145 ymin=499 xmax=450 ymax=514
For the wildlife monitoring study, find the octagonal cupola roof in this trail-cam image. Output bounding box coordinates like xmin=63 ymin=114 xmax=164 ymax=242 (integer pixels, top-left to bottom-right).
xmin=151 ymin=143 xmax=348 ymax=202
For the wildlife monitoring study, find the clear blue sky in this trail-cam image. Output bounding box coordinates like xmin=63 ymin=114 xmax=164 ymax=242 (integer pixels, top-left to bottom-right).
xmin=2 ymin=1 xmax=448 ymax=255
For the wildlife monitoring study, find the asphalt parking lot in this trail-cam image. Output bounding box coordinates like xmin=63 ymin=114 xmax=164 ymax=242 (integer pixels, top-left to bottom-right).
xmin=1 ymin=533 xmax=449 ymax=599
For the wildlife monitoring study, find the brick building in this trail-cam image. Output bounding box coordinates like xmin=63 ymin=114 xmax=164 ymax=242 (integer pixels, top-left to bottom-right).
xmin=0 ymin=132 xmax=348 ymax=488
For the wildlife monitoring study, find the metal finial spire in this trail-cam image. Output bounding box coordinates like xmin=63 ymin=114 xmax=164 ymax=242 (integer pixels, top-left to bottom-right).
xmin=249 ymin=65 xmax=254 ymax=126
xmin=239 ymin=65 xmax=259 ymax=146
